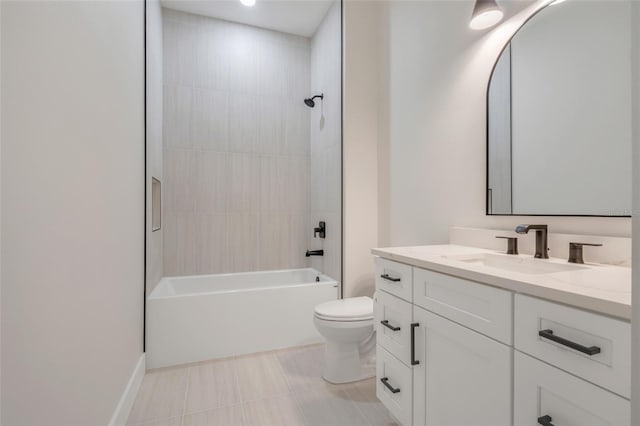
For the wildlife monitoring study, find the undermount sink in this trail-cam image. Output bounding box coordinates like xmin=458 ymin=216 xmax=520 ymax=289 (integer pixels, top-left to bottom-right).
xmin=442 ymin=253 xmax=588 ymax=275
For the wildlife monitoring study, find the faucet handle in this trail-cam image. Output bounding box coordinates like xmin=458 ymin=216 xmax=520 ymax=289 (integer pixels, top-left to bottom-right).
xmin=568 ymin=242 xmax=603 ymax=264
xmin=496 ymin=236 xmax=518 ymax=255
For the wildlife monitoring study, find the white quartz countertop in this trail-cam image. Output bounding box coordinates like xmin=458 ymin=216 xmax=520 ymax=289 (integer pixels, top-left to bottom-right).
xmin=372 ymin=244 xmax=631 ymax=320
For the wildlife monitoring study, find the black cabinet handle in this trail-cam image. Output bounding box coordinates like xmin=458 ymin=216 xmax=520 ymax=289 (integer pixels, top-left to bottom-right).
xmin=537 ymin=415 xmax=554 ymax=426
xmin=380 ymin=274 xmax=401 ymax=282
xmin=380 ymin=377 xmax=400 ymax=393
xmin=411 ymin=322 xmax=420 ymax=365
xmin=538 ymin=329 xmax=601 ymax=356
xmin=380 ymin=320 xmax=401 ymax=331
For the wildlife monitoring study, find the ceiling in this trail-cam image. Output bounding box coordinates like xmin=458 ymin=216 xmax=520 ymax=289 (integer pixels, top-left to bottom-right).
xmin=160 ymin=0 xmax=335 ymax=37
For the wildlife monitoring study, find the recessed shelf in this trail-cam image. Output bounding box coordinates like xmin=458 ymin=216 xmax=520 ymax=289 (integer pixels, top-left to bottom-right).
xmin=152 ymin=177 xmax=161 ymax=232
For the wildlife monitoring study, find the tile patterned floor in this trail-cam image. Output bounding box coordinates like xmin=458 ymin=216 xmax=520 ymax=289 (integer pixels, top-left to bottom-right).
xmin=127 ymin=344 xmax=398 ymax=426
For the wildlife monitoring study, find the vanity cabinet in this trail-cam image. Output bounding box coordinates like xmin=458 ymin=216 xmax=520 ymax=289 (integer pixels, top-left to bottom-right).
xmin=375 ymin=258 xmax=512 ymax=426
xmin=374 ymin=257 xmax=631 ymax=426
xmin=412 ymin=306 xmax=511 ymax=426
xmin=514 ymin=351 xmax=630 ymax=426
xmin=515 ymin=294 xmax=631 ymax=398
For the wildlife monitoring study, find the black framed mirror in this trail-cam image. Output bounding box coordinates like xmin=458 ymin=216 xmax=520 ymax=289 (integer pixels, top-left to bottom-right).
xmin=486 ymin=0 xmax=632 ymax=217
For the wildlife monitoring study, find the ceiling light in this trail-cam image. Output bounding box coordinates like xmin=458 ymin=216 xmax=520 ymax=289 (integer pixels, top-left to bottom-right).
xmin=240 ymin=0 xmax=255 ymax=7
xmin=550 ymin=0 xmax=567 ymax=5
xmin=470 ymin=0 xmax=504 ymax=30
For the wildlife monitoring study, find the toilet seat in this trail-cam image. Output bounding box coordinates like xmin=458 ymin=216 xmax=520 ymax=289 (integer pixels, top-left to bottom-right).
xmin=314 ymin=296 xmax=373 ymax=322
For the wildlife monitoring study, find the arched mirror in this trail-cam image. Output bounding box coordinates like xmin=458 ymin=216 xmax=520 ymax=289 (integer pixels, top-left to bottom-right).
xmin=486 ymin=0 xmax=632 ymax=216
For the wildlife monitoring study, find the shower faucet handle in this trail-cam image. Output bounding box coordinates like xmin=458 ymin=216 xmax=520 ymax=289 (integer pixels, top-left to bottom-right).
xmin=314 ymin=221 xmax=326 ymax=239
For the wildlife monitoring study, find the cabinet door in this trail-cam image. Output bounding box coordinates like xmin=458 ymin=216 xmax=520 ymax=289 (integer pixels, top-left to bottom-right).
xmin=514 ymin=351 xmax=630 ymax=426
xmin=412 ymin=306 xmax=511 ymax=426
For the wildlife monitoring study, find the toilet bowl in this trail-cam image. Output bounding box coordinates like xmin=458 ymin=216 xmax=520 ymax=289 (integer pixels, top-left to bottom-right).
xmin=313 ymin=296 xmax=376 ymax=384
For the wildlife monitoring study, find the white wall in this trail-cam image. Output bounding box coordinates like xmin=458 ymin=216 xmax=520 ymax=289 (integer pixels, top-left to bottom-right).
xmin=343 ymin=1 xmax=380 ymax=297
xmin=382 ymin=0 xmax=631 ymax=248
xmin=309 ymin=2 xmax=342 ymax=284
xmin=1 ymin=1 xmax=144 ymax=425
xmin=510 ymin=0 xmax=631 ymax=216
xmin=161 ymin=9 xmax=311 ymax=276
xmin=630 ymin=1 xmax=640 ymax=423
xmin=147 ymin=0 xmax=163 ymax=293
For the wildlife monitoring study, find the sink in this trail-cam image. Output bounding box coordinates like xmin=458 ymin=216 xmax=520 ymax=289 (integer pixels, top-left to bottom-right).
xmin=442 ymin=253 xmax=588 ymax=275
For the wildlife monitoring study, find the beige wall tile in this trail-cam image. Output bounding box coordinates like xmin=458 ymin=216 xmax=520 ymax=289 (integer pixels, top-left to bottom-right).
xmin=258 ymin=213 xmax=290 ymax=270
xmin=196 ymin=213 xmax=228 ymax=274
xmin=196 ymin=150 xmax=228 ymax=213
xmin=162 ymin=10 xmax=337 ymax=279
xmin=163 ymin=84 xmax=193 ymax=149
xmin=193 ymin=88 xmax=228 ymax=151
xmin=229 ymin=153 xmax=260 ymax=213
xmin=227 ymin=213 xmax=258 ymax=273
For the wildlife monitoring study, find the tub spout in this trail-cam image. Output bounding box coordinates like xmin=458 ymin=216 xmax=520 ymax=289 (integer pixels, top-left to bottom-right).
xmin=306 ymin=249 xmax=324 ymax=257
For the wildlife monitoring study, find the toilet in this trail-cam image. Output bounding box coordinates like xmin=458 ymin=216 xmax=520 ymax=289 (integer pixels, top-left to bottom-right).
xmin=313 ymin=295 xmax=376 ymax=384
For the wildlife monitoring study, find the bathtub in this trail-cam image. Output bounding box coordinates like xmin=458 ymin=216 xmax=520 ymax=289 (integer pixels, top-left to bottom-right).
xmin=146 ymin=268 xmax=338 ymax=369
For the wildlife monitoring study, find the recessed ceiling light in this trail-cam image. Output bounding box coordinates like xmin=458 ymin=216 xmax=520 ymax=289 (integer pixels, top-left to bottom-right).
xmin=240 ymin=0 xmax=256 ymax=6
xmin=470 ymin=0 xmax=504 ymax=30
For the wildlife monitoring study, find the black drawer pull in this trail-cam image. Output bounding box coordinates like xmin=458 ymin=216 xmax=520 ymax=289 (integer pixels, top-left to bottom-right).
xmin=381 ymin=320 xmax=401 ymax=331
xmin=411 ymin=322 xmax=420 ymax=365
xmin=537 ymin=415 xmax=554 ymax=426
xmin=380 ymin=274 xmax=401 ymax=282
xmin=538 ymin=329 xmax=601 ymax=356
xmin=380 ymin=377 xmax=400 ymax=393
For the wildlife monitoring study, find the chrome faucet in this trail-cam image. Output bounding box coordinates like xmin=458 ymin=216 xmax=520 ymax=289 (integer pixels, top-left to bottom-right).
xmin=515 ymin=224 xmax=549 ymax=259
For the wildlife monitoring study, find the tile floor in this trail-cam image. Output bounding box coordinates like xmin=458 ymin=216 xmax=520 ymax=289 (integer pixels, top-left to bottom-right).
xmin=127 ymin=344 xmax=398 ymax=426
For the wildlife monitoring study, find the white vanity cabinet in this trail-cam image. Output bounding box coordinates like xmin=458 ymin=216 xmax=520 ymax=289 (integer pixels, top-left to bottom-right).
xmin=514 ymin=351 xmax=630 ymax=426
xmin=412 ymin=306 xmax=511 ymax=426
xmin=374 ymin=256 xmax=631 ymax=426
xmin=514 ymin=294 xmax=630 ymax=426
xmin=375 ymin=258 xmax=512 ymax=426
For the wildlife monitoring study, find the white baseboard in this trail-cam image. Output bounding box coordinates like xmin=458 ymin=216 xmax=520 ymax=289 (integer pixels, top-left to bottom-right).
xmin=109 ymin=353 xmax=146 ymax=426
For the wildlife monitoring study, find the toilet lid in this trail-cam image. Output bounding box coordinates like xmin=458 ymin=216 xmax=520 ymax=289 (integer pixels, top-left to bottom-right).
xmin=314 ymin=297 xmax=374 ymax=321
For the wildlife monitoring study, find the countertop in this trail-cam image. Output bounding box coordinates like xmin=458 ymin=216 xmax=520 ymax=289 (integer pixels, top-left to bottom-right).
xmin=372 ymin=244 xmax=631 ymax=321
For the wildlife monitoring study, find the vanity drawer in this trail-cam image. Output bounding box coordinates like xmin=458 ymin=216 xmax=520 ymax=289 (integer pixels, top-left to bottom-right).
xmin=412 ymin=268 xmax=512 ymax=344
xmin=514 ymin=351 xmax=630 ymax=426
xmin=515 ymin=294 xmax=630 ymax=398
xmin=376 ymin=290 xmax=413 ymax=366
xmin=376 ymin=345 xmax=412 ymax=426
xmin=375 ymin=257 xmax=413 ymax=302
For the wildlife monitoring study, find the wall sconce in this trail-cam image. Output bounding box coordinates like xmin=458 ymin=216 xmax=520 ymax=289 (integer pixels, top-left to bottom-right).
xmin=470 ymin=0 xmax=504 ymax=30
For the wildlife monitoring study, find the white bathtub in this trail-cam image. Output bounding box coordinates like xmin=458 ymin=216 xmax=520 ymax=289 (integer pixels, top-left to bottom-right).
xmin=146 ymin=268 xmax=338 ymax=369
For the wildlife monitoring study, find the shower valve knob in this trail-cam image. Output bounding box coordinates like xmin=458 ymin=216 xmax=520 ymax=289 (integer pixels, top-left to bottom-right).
xmin=314 ymin=221 xmax=326 ymax=239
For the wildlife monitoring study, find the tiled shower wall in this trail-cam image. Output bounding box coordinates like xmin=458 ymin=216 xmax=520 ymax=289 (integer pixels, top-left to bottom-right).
xmin=162 ymin=9 xmax=312 ymax=276
xmin=309 ymin=3 xmax=343 ymax=284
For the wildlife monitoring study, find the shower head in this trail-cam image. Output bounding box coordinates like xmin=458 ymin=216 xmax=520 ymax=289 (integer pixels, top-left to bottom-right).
xmin=304 ymin=94 xmax=324 ymax=108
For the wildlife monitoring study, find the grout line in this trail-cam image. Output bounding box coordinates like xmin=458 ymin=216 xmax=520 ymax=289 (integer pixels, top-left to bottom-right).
xmin=132 ymin=415 xmax=183 ymax=426
xmin=231 ymin=357 xmax=248 ymax=426
xmin=289 ymin=387 xmax=310 ymax=426
xmin=180 ymin=367 xmax=191 ymax=426
xmin=344 ymin=385 xmax=373 ymax=426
